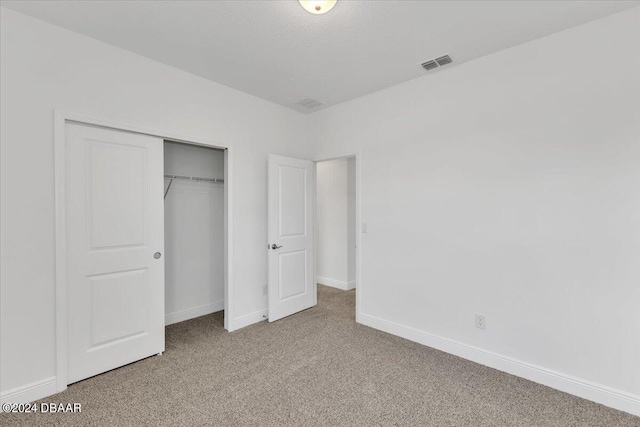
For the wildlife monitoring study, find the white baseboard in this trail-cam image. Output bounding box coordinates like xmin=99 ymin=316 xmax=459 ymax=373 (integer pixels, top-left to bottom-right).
xmin=165 ymin=301 xmax=224 ymax=326
xmin=317 ymin=276 xmax=356 ymax=291
xmin=228 ymin=308 xmax=268 ymax=332
xmin=358 ymin=313 xmax=640 ymax=417
xmin=1 ymin=377 xmax=57 ymax=404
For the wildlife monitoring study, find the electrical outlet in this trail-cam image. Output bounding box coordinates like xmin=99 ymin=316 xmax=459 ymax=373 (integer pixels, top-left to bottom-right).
xmin=262 ymin=285 xmax=268 ymax=296
xmin=361 ymin=223 xmax=368 ymax=234
xmin=475 ymin=314 xmax=486 ymax=330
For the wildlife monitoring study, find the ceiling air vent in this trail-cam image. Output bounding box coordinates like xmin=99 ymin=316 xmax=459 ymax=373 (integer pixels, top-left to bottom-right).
xmin=421 ymin=54 xmax=453 ymax=71
xmin=421 ymin=60 xmax=438 ymax=71
xmin=435 ymin=55 xmax=452 ymax=66
xmin=295 ymin=98 xmax=324 ymax=110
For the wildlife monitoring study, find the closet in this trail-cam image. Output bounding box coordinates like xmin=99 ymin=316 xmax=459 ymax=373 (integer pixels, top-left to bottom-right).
xmin=163 ymin=141 xmax=225 ymax=325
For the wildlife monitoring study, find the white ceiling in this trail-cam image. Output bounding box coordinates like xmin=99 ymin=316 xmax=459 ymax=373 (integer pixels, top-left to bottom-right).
xmin=2 ymin=1 xmax=638 ymax=113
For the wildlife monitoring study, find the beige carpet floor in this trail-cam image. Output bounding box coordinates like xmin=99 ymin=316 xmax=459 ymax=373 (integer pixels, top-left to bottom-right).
xmin=2 ymin=285 xmax=639 ymax=426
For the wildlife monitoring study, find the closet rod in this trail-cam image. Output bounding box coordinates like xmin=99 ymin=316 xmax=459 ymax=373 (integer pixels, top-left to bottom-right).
xmin=164 ymin=174 xmax=224 ymax=184
xmin=164 ymin=174 xmax=224 ymax=200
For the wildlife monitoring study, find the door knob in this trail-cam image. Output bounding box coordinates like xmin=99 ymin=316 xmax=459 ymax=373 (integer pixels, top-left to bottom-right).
xmin=154 ymin=252 xmax=162 ymax=259
xmin=270 ymin=244 xmax=283 ymax=250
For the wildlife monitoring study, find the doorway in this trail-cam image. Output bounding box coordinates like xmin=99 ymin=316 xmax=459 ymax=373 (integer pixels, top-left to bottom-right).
xmin=315 ymin=157 xmax=357 ymax=296
xmin=265 ymin=153 xmax=360 ymax=322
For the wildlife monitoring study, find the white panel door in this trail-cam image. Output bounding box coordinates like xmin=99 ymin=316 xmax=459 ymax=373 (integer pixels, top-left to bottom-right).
xmin=66 ymin=122 xmax=164 ymax=384
xmin=268 ymin=155 xmax=315 ymax=322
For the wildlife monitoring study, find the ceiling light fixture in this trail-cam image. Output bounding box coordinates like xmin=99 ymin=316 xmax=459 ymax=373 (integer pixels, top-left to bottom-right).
xmin=299 ymin=0 xmax=337 ymax=15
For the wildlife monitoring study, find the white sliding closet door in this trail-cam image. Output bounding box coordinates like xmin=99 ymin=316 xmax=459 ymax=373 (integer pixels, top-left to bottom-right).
xmin=66 ymin=122 xmax=165 ymax=384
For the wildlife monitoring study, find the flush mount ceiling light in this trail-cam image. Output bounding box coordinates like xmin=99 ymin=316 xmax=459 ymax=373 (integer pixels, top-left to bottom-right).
xmin=299 ymin=0 xmax=337 ymax=15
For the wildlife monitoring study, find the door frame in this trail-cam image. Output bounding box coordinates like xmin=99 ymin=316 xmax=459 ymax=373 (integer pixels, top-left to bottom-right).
xmin=53 ymin=110 xmax=234 ymax=393
xmin=312 ymin=152 xmax=362 ymax=322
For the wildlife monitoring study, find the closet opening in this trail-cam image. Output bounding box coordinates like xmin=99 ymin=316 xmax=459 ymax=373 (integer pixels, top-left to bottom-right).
xmin=163 ymin=140 xmax=226 ymax=329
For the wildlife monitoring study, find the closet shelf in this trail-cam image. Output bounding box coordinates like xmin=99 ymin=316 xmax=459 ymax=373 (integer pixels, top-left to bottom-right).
xmin=164 ymin=173 xmax=224 ymax=184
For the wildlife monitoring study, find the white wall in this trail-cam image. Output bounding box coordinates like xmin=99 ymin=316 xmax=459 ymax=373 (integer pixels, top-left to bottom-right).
xmin=310 ymin=7 xmax=640 ymax=413
xmin=164 ymin=142 xmax=225 ymax=325
xmin=0 ymin=8 xmax=310 ymax=396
